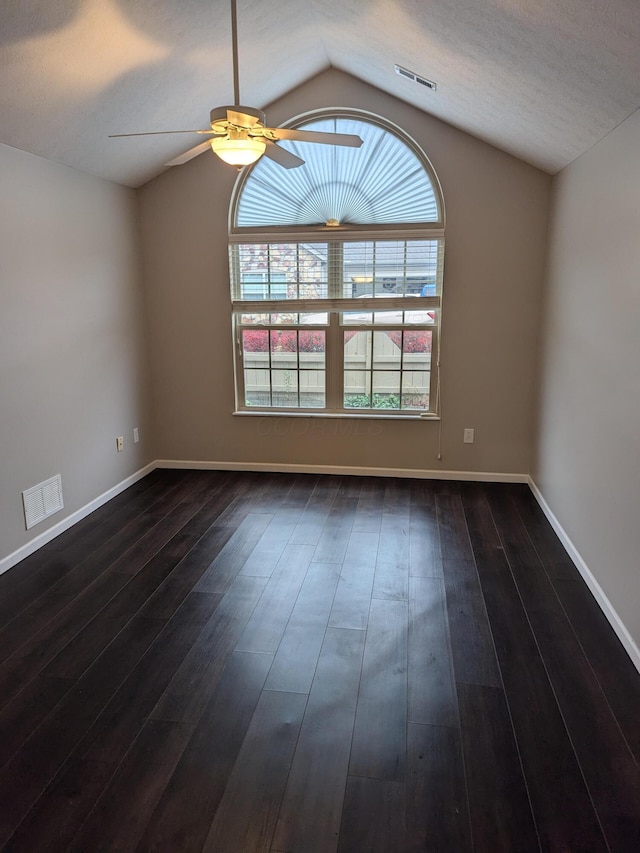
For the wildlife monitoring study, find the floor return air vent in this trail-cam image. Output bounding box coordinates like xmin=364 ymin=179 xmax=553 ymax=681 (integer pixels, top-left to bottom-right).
xmin=22 ymin=474 xmax=64 ymax=529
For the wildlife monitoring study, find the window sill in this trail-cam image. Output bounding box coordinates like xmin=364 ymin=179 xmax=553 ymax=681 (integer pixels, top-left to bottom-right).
xmin=233 ymin=410 xmax=440 ymax=422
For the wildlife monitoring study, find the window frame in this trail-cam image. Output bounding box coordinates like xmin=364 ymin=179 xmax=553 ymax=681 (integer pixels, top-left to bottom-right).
xmin=228 ymin=110 xmax=445 ymax=419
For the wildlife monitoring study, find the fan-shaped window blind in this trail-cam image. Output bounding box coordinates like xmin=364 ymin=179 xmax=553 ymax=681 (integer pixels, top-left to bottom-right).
xmin=234 ymin=112 xmax=442 ymax=228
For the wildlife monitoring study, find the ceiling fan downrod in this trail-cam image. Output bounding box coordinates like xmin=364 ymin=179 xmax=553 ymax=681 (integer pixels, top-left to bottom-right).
xmin=231 ymin=0 xmax=241 ymax=106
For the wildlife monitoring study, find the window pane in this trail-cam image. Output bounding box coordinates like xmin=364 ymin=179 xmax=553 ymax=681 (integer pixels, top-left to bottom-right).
xmin=342 ymin=309 xmax=374 ymax=325
xmin=269 ymin=312 xmax=300 ymax=325
xmin=404 ymin=308 xmax=435 ymax=324
xmin=373 ymin=370 xmax=401 ymax=393
xmin=301 ymin=370 xmax=325 ymax=407
xmin=300 ymin=312 xmax=329 ymax=325
xmin=344 ymin=330 xmax=372 ymax=369
xmin=272 ymin=370 xmax=299 ymax=407
xmin=270 ymin=330 xmax=297 ymax=353
xmin=298 ymin=329 xmax=326 ymax=352
xmin=402 ymin=371 xmax=430 ymax=409
xmin=241 ymin=327 xmax=326 ymax=410
xmin=402 ymin=330 xmax=432 ymax=354
xmin=344 ymin=371 xmax=371 ymax=408
xmin=242 ymin=329 xmax=269 ymax=352
xmin=241 ymin=273 xmax=287 ymax=301
xmin=343 ymin=240 xmax=441 ymax=298
xmin=373 ymin=331 xmax=401 ymax=369
xmin=239 ymin=313 xmax=270 ymax=325
xmin=340 ymin=328 xmax=432 ymax=412
xmin=232 ymin=243 xmax=329 ymax=300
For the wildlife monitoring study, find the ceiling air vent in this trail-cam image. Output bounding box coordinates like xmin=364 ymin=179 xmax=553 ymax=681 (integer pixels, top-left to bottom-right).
xmin=22 ymin=474 xmax=64 ymax=530
xmin=394 ymin=64 xmax=437 ymax=91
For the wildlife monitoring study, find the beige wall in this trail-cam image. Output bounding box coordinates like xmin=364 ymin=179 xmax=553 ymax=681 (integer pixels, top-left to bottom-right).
xmin=140 ymin=69 xmax=551 ymax=476
xmin=533 ymin=108 xmax=640 ymax=654
xmin=0 ymin=143 xmax=153 ymax=563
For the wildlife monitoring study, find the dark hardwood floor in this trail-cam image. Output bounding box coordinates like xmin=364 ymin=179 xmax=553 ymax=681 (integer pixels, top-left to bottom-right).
xmin=1 ymin=469 xmax=639 ymax=852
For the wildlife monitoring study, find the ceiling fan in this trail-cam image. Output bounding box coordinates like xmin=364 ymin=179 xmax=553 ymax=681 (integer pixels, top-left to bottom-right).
xmin=110 ymin=0 xmax=363 ymax=170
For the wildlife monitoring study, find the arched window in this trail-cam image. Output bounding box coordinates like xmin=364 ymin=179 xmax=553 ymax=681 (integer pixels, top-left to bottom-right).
xmin=229 ymin=109 xmax=445 ymax=416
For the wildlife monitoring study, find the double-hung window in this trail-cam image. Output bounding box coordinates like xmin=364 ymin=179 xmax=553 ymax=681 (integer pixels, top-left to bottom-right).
xmin=229 ymin=111 xmax=445 ymax=417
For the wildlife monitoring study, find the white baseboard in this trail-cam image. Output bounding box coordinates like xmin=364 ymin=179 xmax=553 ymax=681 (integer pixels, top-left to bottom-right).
xmin=0 ymin=462 xmax=157 ymax=577
xmin=156 ymin=459 xmax=529 ymax=483
xmin=528 ymin=478 xmax=640 ymax=674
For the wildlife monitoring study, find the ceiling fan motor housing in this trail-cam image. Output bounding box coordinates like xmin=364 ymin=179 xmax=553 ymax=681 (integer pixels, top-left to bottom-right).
xmin=210 ymin=105 xmax=266 ymax=133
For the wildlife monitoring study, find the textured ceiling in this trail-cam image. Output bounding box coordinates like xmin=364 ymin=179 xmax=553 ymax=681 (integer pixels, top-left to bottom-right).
xmin=1 ymin=0 xmax=639 ymax=188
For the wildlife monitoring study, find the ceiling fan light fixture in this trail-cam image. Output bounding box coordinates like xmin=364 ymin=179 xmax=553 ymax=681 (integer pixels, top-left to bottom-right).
xmin=210 ymin=135 xmax=266 ymax=167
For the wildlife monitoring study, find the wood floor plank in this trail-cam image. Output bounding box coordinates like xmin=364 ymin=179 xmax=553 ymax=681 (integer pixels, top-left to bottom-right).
xmin=486 ymin=485 xmax=640 ymax=852
xmin=352 ymin=477 xmax=385 ymax=534
xmin=349 ymin=597 xmax=408 ymax=782
xmin=328 ymin=531 xmax=378 ymax=631
xmin=1 ymin=478 xmax=227 ymax=682
xmin=0 ymin=552 xmax=81 ymax=632
xmin=43 ymin=528 xmax=208 ymax=680
xmin=408 ymin=477 xmax=437 ymax=506
xmin=239 ymin=507 xmax=302 ymax=577
xmin=67 ymin=719 xmax=192 ymax=853
xmin=336 ymin=474 xmax=363 ymax=498
xmin=463 ymin=483 xmax=610 ymax=851
xmin=0 ymin=510 xmax=164 ymax=667
xmin=0 ymin=614 xmax=167 ymax=847
xmin=2 ymin=757 xmax=114 ymax=853
xmin=0 ymin=565 xmax=149 ymax=712
xmin=193 ymin=512 xmax=274 ymax=594
xmin=409 ymin=502 xmax=442 ymax=578
xmin=313 ymin=496 xmax=358 ymax=564
xmin=436 ymin=492 xmax=474 ymax=561
xmin=136 ymin=650 xmax=272 ymax=853
xmin=408 ymin=576 xmax=458 ymax=726
xmin=553 ymin=575 xmax=640 ymax=762
xmin=441 ymin=557 xmax=502 ymax=687
xmin=337 ymin=776 xmax=405 ymax=853
xmin=372 ymin=514 xmax=410 ymax=601
xmin=36 ymin=468 xmax=166 ymax=556
xmin=201 ymin=689 xmax=307 ymax=853
xmin=457 ymin=682 xmax=539 ymax=853
xmin=235 ymin=543 xmax=315 ymax=653
xmin=0 ymin=673 xmax=73 ymax=768
xmin=272 ymin=626 xmax=366 ymax=853
xmin=289 ymin=475 xmax=341 ymax=545
xmin=139 ymin=524 xmax=237 ymax=620
xmin=509 ymin=484 xmax=579 ymax=580
xmin=1 ymin=592 xmax=222 ymax=851
xmin=383 ymin=476 xmax=412 ymax=518
xmin=152 ymin=576 xmax=268 ymax=723
xmin=279 ymin=472 xmax=319 ymax=509
xmin=264 ymin=562 xmax=340 ymax=693
xmin=71 ymin=591 xmax=221 ymax=766
xmin=406 ymin=722 xmax=472 ymax=853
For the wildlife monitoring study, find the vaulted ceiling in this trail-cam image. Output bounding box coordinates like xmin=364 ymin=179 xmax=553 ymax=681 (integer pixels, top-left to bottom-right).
xmin=2 ymin=0 xmax=639 ymax=188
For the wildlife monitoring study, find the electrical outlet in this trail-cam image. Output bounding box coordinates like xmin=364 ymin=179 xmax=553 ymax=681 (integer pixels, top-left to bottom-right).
xmin=463 ymin=428 xmax=475 ymax=444
xmin=133 ymin=427 xmax=139 ymax=444
xmin=116 ymin=436 xmax=124 ymax=452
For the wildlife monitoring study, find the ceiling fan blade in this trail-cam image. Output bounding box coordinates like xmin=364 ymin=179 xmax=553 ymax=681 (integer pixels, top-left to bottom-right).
xmin=166 ymin=140 xmax=212 ymax=167
xmin=109 ymin=130 xmax=215 ymax=138
xmin=269 ymin=128 xmax=363 ymax=147
xmin=262 ymin=139 xmax=305 ymax=169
